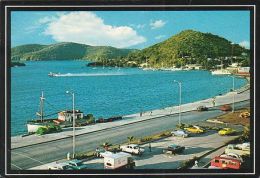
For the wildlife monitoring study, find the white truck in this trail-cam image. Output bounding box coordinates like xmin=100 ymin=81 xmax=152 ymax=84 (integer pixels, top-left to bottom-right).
xmin=225 ymin=144 xmax=250 ymax=157
xmin=103 ymin=152 xmax=135 ymax=169
xmin=120 ymin=144 xmax=145 ymax=155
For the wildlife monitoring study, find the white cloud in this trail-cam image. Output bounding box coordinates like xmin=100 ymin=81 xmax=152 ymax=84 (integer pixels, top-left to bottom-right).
xmin=39 ymin=16 xmax=57 ymax=24
xmin=239 ymin=40 xmax=250 ymax=49
xmin=150 ymin=20 xmax=166 ymax=29
xmin=44 ymin=12 xmax=146 ymax=48
xmin=155 ymin=35 xmax=166 ymax=40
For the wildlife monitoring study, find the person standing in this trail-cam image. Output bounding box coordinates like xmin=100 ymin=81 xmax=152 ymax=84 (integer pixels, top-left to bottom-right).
xmin=96 ymin=147 xmax=100 ymax=157
xmin=148 ymin=143 xmax=151 ymax=152
xmin=212 ymin=97 xmax=216 ymax=107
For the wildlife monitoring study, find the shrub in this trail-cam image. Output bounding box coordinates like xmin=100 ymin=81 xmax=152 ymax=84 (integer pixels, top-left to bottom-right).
xmin=36 ymin=127 xmax=49 ymax=135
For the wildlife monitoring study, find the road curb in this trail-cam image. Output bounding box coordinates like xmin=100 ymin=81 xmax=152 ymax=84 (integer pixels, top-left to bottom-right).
xmin=11 ymin=99 xmax=249 ymax=150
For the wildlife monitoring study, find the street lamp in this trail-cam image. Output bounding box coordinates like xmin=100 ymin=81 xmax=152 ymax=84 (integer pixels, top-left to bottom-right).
xmin=231 ymin=42 xmax=234 ymax=65
xmin=231 ymin=76 xmax=235 ymax=113
xmin=66 ymin=90 xmax=75 ymax=158
xmin=174 ymin=80 xmax=182 ymax=125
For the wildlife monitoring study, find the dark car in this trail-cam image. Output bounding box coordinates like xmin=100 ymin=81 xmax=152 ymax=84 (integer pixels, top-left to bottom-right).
xmin=163 ymin=144 xmax=185 ymax=154
xmin=197 ymin=106 xmax=209 ymax=111
xmin=219 ymin=105 xmax=232 ymax=111
xmin=65 ymin=159 xmax=88 ymax=170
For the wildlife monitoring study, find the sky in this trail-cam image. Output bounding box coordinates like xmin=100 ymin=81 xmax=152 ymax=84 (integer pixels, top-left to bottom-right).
xmin=11 ymin=11 xmax=250 ymax=49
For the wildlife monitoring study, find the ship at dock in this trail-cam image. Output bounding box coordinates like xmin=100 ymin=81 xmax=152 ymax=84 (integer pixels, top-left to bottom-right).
xmin=27 ymin=92 xmax=51 ymax=133
xmin=26 ymin=92 xmax=84 ymax=133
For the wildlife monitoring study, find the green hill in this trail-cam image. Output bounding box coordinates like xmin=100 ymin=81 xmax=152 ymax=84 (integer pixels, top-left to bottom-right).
xmin=125 ymin=30 xmax=249 ymax=69
xmin=11 ymin=42 xmax=137 ymax=61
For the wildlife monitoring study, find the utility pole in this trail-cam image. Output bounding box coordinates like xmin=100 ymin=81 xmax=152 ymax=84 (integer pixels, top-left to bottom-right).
xmin=174 ymin=80 xmax=182 ymax=125
xmin=66 ymin=91 xmax=75 ymax=158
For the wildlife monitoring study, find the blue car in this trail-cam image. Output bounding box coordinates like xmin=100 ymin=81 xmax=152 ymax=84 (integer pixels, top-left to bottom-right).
xmin=171 ymin=130 xmax=189 ymax=138
xmin=66 ymin=159 xmax=88 ymax=170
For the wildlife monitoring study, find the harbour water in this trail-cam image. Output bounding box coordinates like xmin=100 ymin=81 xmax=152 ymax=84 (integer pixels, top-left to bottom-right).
xmin=11 ymin=60 xmax=247 ymax=136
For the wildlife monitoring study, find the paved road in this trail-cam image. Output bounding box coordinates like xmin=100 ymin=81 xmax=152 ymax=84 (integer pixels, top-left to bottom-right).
xmin=11 ymin=100 xmax=249 ymax=170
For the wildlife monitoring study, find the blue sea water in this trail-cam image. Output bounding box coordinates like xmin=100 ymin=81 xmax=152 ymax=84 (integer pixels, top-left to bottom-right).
xmin=11 ymin=60 xmax=247 ymax=136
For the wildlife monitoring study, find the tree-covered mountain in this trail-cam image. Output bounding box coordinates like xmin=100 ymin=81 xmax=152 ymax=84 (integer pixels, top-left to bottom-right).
xmin=11 ymin=30 xmax=250 ymax=69
xmin=125 ymin=30 xmax=250 ymax=69
xmin=11 ymin=42 xmax=137 ymax=61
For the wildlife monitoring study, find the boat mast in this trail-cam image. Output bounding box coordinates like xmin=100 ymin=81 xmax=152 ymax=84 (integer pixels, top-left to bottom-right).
xmin=39 ymin=91 xmax=45 ymax=122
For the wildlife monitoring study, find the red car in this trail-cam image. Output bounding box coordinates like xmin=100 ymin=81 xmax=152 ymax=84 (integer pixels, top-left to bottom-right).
xmin=219 ymin=105 xmax=232 ymax=111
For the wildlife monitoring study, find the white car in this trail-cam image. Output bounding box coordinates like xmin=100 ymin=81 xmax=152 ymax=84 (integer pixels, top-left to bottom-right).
xmin=171 ymin=130 xmax=189 ymax=138
xmin=236 ymin=142 xmax=250 ymax=150
xmin=220 ymin=153 xmax=244 ymax=163
xmin=120 ymin=144 xmax=145 ymax=155
xmin=47 ymin=162 xmax=72 ymax=170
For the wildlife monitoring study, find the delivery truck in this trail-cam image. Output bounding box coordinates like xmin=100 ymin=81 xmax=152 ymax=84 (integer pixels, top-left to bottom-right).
xmin=103 ymin=152 xmax=135 ymax=169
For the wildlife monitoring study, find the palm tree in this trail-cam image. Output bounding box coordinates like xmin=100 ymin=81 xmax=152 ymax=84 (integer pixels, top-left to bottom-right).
xmin=101 ymin=142 xmax=112 ymax=151
xmin=127 ymin=136 xmax=135 ymax=144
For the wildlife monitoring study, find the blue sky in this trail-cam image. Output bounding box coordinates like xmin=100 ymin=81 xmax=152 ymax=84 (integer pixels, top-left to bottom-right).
xmin=11 ymin=11 xmax=250 ymax=49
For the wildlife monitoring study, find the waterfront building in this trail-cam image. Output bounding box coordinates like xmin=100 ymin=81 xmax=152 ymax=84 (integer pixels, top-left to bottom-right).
xmin=58 ymin=110 xmax=84 ymax=122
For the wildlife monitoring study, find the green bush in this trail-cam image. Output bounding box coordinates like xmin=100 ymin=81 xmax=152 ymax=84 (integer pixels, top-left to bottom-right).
xmin=36 ymin=127 xmax=49 ymax=135
xmin=55 ymin=125 xmax=62 ymax=132
xmin=86 ymin=114 xmax=95 ymax=124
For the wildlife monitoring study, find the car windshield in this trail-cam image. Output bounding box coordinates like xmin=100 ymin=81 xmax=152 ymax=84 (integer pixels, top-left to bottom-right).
xmin=169 ymin=144 xmax=177 ymax=148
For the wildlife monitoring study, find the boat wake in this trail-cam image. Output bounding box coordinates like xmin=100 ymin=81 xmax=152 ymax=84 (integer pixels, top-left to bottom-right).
xmin=48 ymin=72 xmax=127 ymax=77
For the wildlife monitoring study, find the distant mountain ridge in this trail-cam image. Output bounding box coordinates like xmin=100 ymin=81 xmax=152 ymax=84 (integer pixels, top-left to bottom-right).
xmin=11 ymin=30 xmax=249 ymax=69
xmin=11 ymin=42 xmax=137 ymax=61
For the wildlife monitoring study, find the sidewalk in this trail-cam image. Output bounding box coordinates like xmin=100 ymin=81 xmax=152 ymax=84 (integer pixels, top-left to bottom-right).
xmin=11 ymin=90 xmax=250 ymax=149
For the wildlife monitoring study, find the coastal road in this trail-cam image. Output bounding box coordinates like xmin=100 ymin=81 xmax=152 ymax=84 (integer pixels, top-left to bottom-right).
xmin=11 ymin=100 xmax=250 ymax=170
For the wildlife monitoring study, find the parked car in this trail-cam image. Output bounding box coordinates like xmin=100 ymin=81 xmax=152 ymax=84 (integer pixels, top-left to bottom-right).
xmin=239 ymin=111 xmax=250 ymax=118
xmin=220 ymin=153 xmax=244 ymax=163
xmin=120 ymin=144 xmax=145 ymax=155
xmin=219 ymin=104 xmax=232 ymax=111
xmin=47 ymin=162 xmax=73 ymax=170
xmin=236 ymin=142 xmax=250 ymax=151
xmin=218 ymin=128 xmax=236 ymax=136
xmin=197 ymin=106 xmax=208 ymax=111
xmin=225 ymin=144 xmax=250 ymax=156
xmin=163 ymin=144 xmax=185 ymax=154
xmin=171 ymin=130 xmax=189 ymax=138
xmin=66 ymin=159 xmax=88 ymax=170
xmin=184 ymin=125 xmax=204 ymax=134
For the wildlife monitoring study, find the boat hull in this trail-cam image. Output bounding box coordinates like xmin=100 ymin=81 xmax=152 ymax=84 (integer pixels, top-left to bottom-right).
xmin=27 ymin=123 xmax=46 ymax=133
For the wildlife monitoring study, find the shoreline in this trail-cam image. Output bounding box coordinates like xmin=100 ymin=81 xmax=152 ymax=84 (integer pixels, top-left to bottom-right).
xmin=11 ymin=84 xmax=250 ymax=149
xmin=11 ymin=77 xmax=249 ymax=138
xmin=11 ymin=64 xmax=250 ymax=138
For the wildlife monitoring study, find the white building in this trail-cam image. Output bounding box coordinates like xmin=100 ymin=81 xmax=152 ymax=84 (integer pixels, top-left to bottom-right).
xmin=58 ymin=110 xmax=84 ymax=122
xmin=238 ymin=67 xmax=250 ymax=74
xmin=185 ymin=64 xmax=203 ymax=70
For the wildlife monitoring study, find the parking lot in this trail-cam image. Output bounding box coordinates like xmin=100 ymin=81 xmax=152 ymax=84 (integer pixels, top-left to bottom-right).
xmin=31 ymin=128 xmax=240 ymax=170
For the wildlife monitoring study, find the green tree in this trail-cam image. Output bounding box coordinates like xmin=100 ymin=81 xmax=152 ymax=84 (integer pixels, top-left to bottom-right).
xmin=127 ymin=136 xmax=135 ymax=144
xmin=101 ymin=142 xmax=112 ymax=151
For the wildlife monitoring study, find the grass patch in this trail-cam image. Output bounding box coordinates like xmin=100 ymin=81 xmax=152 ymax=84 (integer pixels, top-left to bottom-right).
xmin=215 ymin=108 xmax=250 ymax=126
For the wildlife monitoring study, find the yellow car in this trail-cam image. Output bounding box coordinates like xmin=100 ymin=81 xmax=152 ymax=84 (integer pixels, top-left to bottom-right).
xmin=239 ymin=112 xmax=250 ymax=118
xmin=184 ymin=125 xmax=204 ymax=133
xmin=218 ymin=128 xmax=236 ymax=136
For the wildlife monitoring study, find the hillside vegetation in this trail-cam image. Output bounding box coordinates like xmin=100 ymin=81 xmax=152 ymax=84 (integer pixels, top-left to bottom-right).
xmin=125 ymin=30 xmax=249 ymax=69
xmin=11 ymin=30 xmax=250 ymax=69
xmin=11 ymin=42 xmax=137 ymax=61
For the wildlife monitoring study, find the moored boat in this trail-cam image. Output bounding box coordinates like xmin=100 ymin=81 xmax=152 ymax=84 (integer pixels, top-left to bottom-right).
xmin=211 ymin=69 xmax=231 ymax=75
